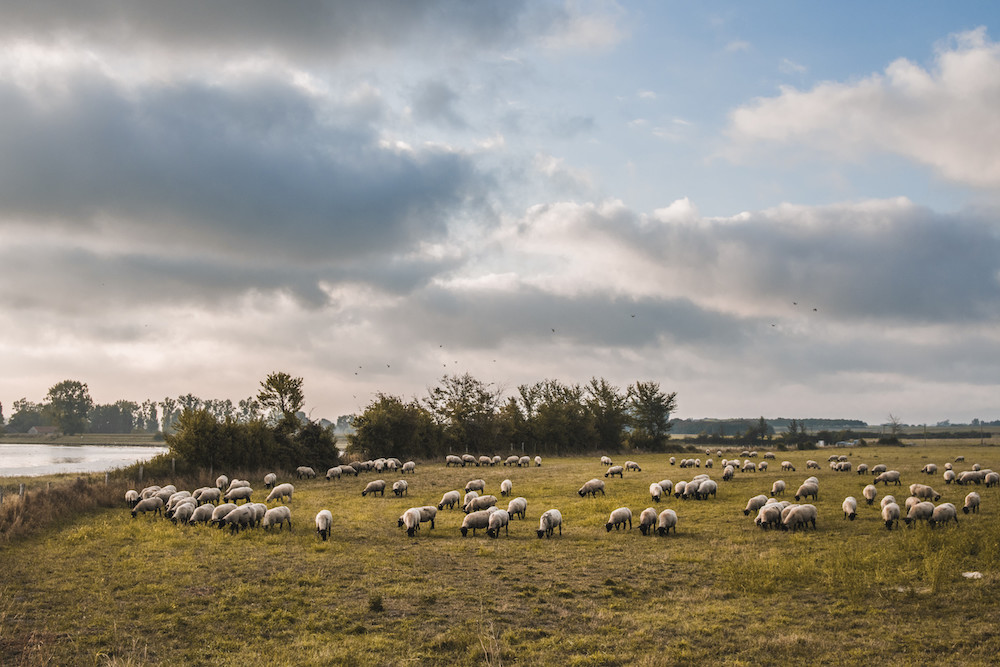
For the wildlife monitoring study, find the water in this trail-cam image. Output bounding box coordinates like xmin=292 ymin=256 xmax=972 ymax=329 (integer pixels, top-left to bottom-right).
xmin=0 ymin=443 xmax=170 ymax=477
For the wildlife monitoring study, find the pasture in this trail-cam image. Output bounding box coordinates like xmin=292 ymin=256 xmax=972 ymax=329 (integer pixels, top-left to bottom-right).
xmin=2 ymin=443 xmax=1000 ymax=665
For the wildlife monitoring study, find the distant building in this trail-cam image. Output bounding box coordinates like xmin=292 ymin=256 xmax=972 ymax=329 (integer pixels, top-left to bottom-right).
xmin=28 ymin=426 xmax=59 ymax=436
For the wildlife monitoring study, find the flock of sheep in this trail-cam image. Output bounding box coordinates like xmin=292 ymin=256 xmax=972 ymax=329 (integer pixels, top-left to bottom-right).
xmin=123 ymin=449 xmax=992 ymax=542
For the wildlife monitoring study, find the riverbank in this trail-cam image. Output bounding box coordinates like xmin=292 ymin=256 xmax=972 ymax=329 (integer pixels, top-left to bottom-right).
xmin=0 ymin=433 xmax=164 ymax=446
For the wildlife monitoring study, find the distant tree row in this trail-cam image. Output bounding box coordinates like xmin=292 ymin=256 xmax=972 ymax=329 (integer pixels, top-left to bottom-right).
xmin=346 ymin=374 xmax=678 ymax=460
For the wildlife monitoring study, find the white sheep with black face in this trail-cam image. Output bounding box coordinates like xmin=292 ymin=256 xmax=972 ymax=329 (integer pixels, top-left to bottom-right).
xmin=638 ymin=507 xmax=658 ymax=535
xmin=605 ymin=465 xmax=624 ymax=478
xmin=600 ymin=456 xmax=613 ymax=466
xmin=402 ymin=461 xmax=416 ymax=474
xmin=794 ymin=482 xmax=818 ymax=502
xmin=578 ymin=479 xmax=606 ymax=497
xmin=295 ymin=466 xmax=316 ymax=479
xmin=506 ymin=497 xmax=527 ymax=520
xmin=315 ymin=509 xmax=333 ymax=540
xmin=903 ymin=501 xmax=935 ymax=527
xmin=782 ymin=504 xmax=817 ymax=532
xmin=842 ymin=496 xmax=858 ymax=520
xmin=743 ymin=494 xmax=768 ymax=516
xmin=124 ymin=490 xmax=140 ymax=508
xmin=361 ymin=480 xmax=386 ymax=497
xmin=225 ymin=486 xmax=253 ymax=504
xmin=755 ymin=504 xmax=782 ymax=530
xmin=264 ymin=473 xmax=277 ymax=488
xmin=486 ymin=510 xmax=511 ymax=538
xmin=928 ymin=503 xmax=959 ymax=529
xmin=500 ymin=479 xmax=513 ymax=497
xmin=131 ymin=497 xmax=164 ymax=518
xmin=400 ymin=507 xmax=422 ymax=537
xmin=909 ymin=483 xmax=941 ymax=502
xmin=963 ymin=492 xmax=980 ymax=515
xmin=650 ymin=482 xmax=663 ymax=503
xmin=460 ymin=508 xmax=499 ymax=537
xmin=189 ymin=503 xmax=216 ymax=525
xmin=656 ymin=509 xmax=678 ymax=536
xmin=392 ymin=480 xmax=408 ymax=497
xmin=873 ymin=470 xmax=900 ymax=486
xmin=464 ymin=495 xmax=498 ymax=514
xmin=326 ymin=467 xmax=342 ymax=481
xmin=265 ymin=483 xmax=293 ymax=504
xmin=605 ymin=507 xmax=632 ymax=532
xmin=438 ymin=490 xmax=461 ymax=510
xmin=771 ymin=480 xmax=786 ymax=497
xmin=465 ymin=479 xmax=486 ymax=493
xmin=262 ymin=506 xmax=292 ymax=531
xmin=882 ymin=502 xmax=900 ymax=530
xmin=537 ymin=509 xmax=562 ymax=538
xmin=863 ymin=485 xmax=878 ymax=506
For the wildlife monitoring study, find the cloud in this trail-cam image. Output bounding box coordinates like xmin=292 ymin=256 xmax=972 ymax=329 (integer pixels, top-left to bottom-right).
xmin=726 ymin=27 xmax=1000 ymax=189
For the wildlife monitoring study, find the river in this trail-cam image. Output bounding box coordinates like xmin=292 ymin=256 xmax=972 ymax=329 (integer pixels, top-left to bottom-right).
xmin=0 ymin=443 xmax=170 ymax=477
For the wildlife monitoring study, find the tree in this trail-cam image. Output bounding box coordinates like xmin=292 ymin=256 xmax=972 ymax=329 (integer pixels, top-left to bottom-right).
xmin=628 ymin=381 xmax=676 ymax=451
xmin=160 ymin=397 xmax=179 ymax=433
xmin=7 ymin=398 xmax=47 ymax=433
xmin=424 ymin=374 xmax=503 ymax=453
xmin=348 ymin=393 xmax=440 ymax=459
xmin=586 ymin=377 xmax=630 ymax=451
xmin=47 ymin=380 xmax=93 ymax=435
xmin=88 ymin=400 xmax=139 ymax=433
xmin=257 ymin=372 xmax=305 ymax=422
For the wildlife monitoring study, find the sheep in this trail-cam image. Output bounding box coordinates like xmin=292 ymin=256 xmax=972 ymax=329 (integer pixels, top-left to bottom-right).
xmin=657 ymin=509 xmax=678 ymax=536
xmin=842 ymin=496 xmax=858 ymax=520
xmin=210 ymin=503 xmax=238 ymax=526
xmin=578 ymin=478 xmax=606 ymax=497
xmin=465 ymin=479 xmax=486 ymax=493
xmin=764 ymin=451 xmax=775 ymax=460
xmin=804 ymin=476 xmax=819 ymax=485
xmin=518 ymin=456 xmax=531 ymax=467
xmin=605 ymin=465 xmax=624 ymax=478
xmin=315 ymin=509 xmax=333 ymax=540
xmin=124 ymin=489 xmax=140 ymax=508
xmin=755 ymin=504 xmax=783 ymax=530
xmin=438 ymin=490 xmax=461 ymax=510
xmin=669 ymin=456 xmax=676 ymax=466
xmin=600 ymin=456 xmax=613 ymax=466
xmin=957 ymin=470 xmax=984 ymax=485
xmin=478 ymin=456 xmax=492 ymax=467
xmin=873 ymin=470 xmax=901 ymax=486
xmin=882 ymin=502 xmax=901 ymax=530
xmin=638 ymin=507 xmax=658 ymax=535
xmin=624 ymin=460 xmax=641 ymax=472
xmin=880 ymin=495 xmax=897 ymax=509
xmin=903 ymin=501 xmax=935 ymax=527
xmin=928 ymin=503 xmax=959 ymax=528
xmin=392 ymin=480 xmax=408 ymax=497
xmin=696 ymin=479 xmax=718 ymax=500
xmin=941 ymin=469 xmax=956 ymax=484
xmin=462 ymin=454 xmax=477 ymax=467
xmin=340 ymin=464 xmax=360 ymax=477
xmin=486 ymin=509 xmax=511 ymax=538
xmin=295 ymin=466 xmax=316 ymax=479
xmin=806 ymin=460 xmax=820 ymax=469
xmin=758 ymin=461 xmax=769 ymax=472
xmin=650 ymin=482 xmax=663 ymax=503
xmin=771 ymin=480 xmax=786 ymax=497
xmin=400 ymin=507 xmax=422 ymax=537
xmin=265 ymin=483 xmax=294 ymax=504
xmin=170 ymin=502 xmax=196 ymax=525
xmin=681 ymin=479 xmax=701 ymax=500
xmin=402 ymin=461 xmax=416 ymax=474
xmin=605 ymin=507 xmax=633 ymax=531
xmin=856 ymin=463 xmax=868 ymax=475
xmin=463 ymin=490 xmax=480 ymax=507
xmin=921 ymin=463 xmax=938 ymax=475
xmin=361 ymin=480 xmax=387 ymax=497
xmin=506 ymin=497 xmax=527 ymax=520
xmin=986 ymin=472 xmax=1000 ymax=488
xmin=955 ymin=455 xmax=965 ymax=462
xmin=326 ymin=467 xmax=342 ymax=481
xmin=909 ymin=483 xmax=941 ymax=502
xmin=722 ymin=465 xmax=735 ymax=482
xmin=743 ymin=494 xmax=769 ymax=516
xmin=264 ymin=473 xmax=277 ymax=488
xmin=500 ymin=479 xmax=513 ymax=497
xmin=248 ymin=503 xmax=268 ymax=528
xmin=782 ymin=503 xmax=817 ymax=531
xmin=460 ymin=508 xmax=497 ymax=536
xmin=446 ymin=455 xmax=463 ymax=467
xmin=535 ymin=456 xmax=542 ymax=467
xmin=226 ymin=480 xmax=250 ymax=492
xmin=861 ymin=484 xmax=877 ymax=506
xmin=705 ymin=459 xmax=713 ymax=468
xmin=262 ymin=506 xmax=292 ymax=531
xmin=153 ymin=486 xmax=177 ymax=504
xmin=505 ymin=455 xmax=520 ymax=466
xmin=223 ymin=505 xmax=254 ymax=533
xmin=904 ymin=496 xmax=922 ymax=513
xmin=224 ymin=486 xmax=253 ymax=504
xmin=492 ymin=455 xmax=502 ymax=466
xmin=742 ymin=460 xmax=756 ymax=473
xmin=963 ymin=492 xmax=981 ymax=515
xmin=189 ymin=503 xmax=216 ymax=525
xmin=417 ymin=505 xmax=438 ymax=528
xmin=464 ymin=495 xmax=498 ymax=513
xmin=537 ymin=509 xmax=563 ymax=538
xmin=657 ymin=479 xmax=674 ymax=495
xmin=194 ymin=487 xmax=221 ymax=505
xmin=215 ymin=475 xmax=229 ymax=491
xmin=674 ymin=481 xmax=687 ymax=499
xmin=794 ymin=482 xmax=819 ymax=502
xmin=870 ymin=464 xmax=887 ymax=476
xmin=781 ymin=461 xmax=795 ymax=472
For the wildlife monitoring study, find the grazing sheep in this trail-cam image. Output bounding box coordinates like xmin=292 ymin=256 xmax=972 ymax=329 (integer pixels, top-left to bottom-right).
xmin=794 ymin=482 xmax=819 ymax=502
xmin=362 ymin=480 xmax=387 ymax=497
xmin=215 ymin=476 xmax=229 ymax=491
xmin=625 ymin=460 xmax=641 ymax=472
xmin=873 ymin=470 xmax=901 ymax=486
xmin=858 ymin=484 xmax=877 ymax=506
xmin=957 ymin=470 xmax=984 ymax=485
xmin=673 ymin=481 xmax=687 ymax=499
xmin=195 ymin=488 xmax=221 ymax=505
xmin=657 ymin=509 xmax=678 ymax=536
xmin=755 ymin=504 xmax=783 ymax=530
xmin=696 ymin=479 xmax=718 ymax=500
xmin=295 ymin=466 xmax=316 ymax=479
xmin=744 ymin=494 xmax=769 ymax=516
xmin=758 ymin=461 xmax=769 ymax=472
xmin=224 ymin=486 xmax=253 ymax=504
xmin=446 ymin=455 xmax=463 ymax=467
xmin=856 ymin=463 xmax=868 ymax=475
xmin=478 ymin=456 xmax=492 ymax=467
xmin=601 ymin=456 xmax=613 ymax=466
xmin=226 ymin=480 xmax=250 ymax=492
xmin=463 ymin=490 xmax=480 ymax=507
xmin=535 ymin=456 xmax=542 ymax=467
xmin=465 ymin=479 xmax=486 ymax=493
xmin=169 ymin=502 xmax=196 ymax=525
xmin=537 ymin=509 xmax=563 ymax=538
xmin=491 ymin=455 xmax=502 ymax=466
xmin=638 ymin=508 xmax=658 ymax=535
xmin=669 ymin=456 xmax=676 ymax=466
xmin=460 ymin=508 xmax=497 ymax=536
xmin=248 ymin=503 xmax=268 ymax=528
xmin=486 ymin=509 xmax=511 ymax=538
xmin=985 ymin=472 xmax=1000 ymax=488
xmin=928 ymin=503 xmax=959 ymax=528
xmin=963 ymin=492 xmax=981 ymax=515
xmin=903 ymin=501 xmax=935 ymax=527
xmin=326 ymin=467 xmax=342 ymax=481
xmin=781 ymin=461 xmax=796 ymax=472
xmin=782 ymin=503 xmax=817 ymax=531
xmin=605 ymin=507 xmax=633 ymax=531
xmin=265 ymin=483 xmax=294 ymax=504
xmin=464 ymin=495 xmax=498 ymax=513
xmin=764 ymin=452 xmax=775 ymax=460
xmin=650 ymin=482 xmax=663 ymax=503
xmin=262 ymin=506 xmax=292 ymax=531
xmin=124 ymin=489 xmax=140 ymax=508
xmin=500 ymin=479 xmax=513 ymax=497
xmin=767 ymin=480 xmax=785 ymax=497
xmin=955 ymin=456 xmax=965 ymax=462
xmin=605 ymin=465 xmax=624 ymax=478
xmin=909 ymin=483 xmax=941 ymax=502
xmin=417 ymin=505 xmax=437 ymax=529
xmin=881 ymin=495 xmax=897 ymax=509
xmin=153 ymin=487 xmax=177 ymax=504
xmin=943 ymin=470 xmax=956 ymax=484
xmin=882 ymin=502 xmax=901 ymax=530
xmin=921 ymin=463 xmax=938 ymax=475
xmin=722 ymin=465 xmax=735 ymax=482
xmin=944 ymin=462 xmax=953 ymax=471
xmin=870 ymin=464 xmax=887 ymax=476
xmin=438 ymin=490 xmax=461 ymax=510
xmin=402 ymin=461 xmax=416 ymax=474
xmin=806 ymin=460 xmax=820 ymax=470
xmin=742 ymin=460 xmax=757 ymax=473
xmin=518 ymin=456 xmax=531 ymax=467
xmin=578 ymin=478 xmax=606 ymax=497
xmin=264 ymin=473 xmax=277 ymax=489
xmin=506 ymin=497 xmax=527 ymax=520
xmin=804 ymin=476 xmax=819 ymax=485
xmin=341 ymin=464 xmax=360 ymax=477
xmin=505 ymin=455 xmax=520 ymax=466
xmin=210 ymin=503 xmax=238 ymax=526
xmin=462 ymin=454 xmax=477 ymax=467
xmin=223 ymin=505 xmax=254 ymax=533
xmin=392 ymin=480 xmax=409 ymax=497
xmin=189 ymin=503 xmax=216 ymax=525
xmin=842 ymin=496 xmax=858 ymax=520
xmin=315 ymin=509 xmax=333 ymax=540
xmin=705 ymin=459 xmax=713 ymax=468
xmin=400 ymin=507 xmax=422 ymax=537
xmin=657 ymin=479 xmax=674 ymax=495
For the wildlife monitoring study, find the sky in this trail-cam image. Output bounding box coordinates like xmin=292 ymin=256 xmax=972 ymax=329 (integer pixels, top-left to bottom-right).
xmin=1 ymin=1 xmax=999 ymax=426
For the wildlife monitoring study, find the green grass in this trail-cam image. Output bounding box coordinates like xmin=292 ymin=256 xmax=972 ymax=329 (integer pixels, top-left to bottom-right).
xmin=3 ymin=445 xmax=1000 ymax=665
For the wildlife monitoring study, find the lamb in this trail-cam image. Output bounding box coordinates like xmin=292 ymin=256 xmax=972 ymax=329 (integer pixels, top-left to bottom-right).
xmin=446 ymin=455 xmax=463 ymax=467
xmin=210 ymin=503 xmax=238 ymax=526
xmin=605 ymin=465 xmax=624 ymax=478
xmin=782 ymin=503 xmax=817 ymax=531
xmin=537 ymin=509 xmax=563 ymax=538
xmin=657 ymin=509 xmax=678 ymax=536
xmin=438 ymin=490 xmax=461 ymax=510
xmin=486 ymin=509 xmax=511 ymax=538
xmin=781 ymin=461 xmax=795 ymax=472
xmin=262 ymin=506 xmax=292 ymax=531
xmin=362 ymin=480 xmax=387 ymax=497
xmin=124 ymin=489 xmax=140 ymax=508
xmin=743 ymin=494 xmax=769 ymax=516
xmin=638 ymin=507 xmax=658 ymax=535
xmin=903 ymin=501 xmax=935 ymax=527
xmin=392 ymin=480 xmax=408 ymax=497
xmin=402 ymin=461 xmax=416 ymax=474
xmin=842 ymin=496 xmax=858 ymax=520
xmin=535 ymin=456 xmax=542 ymax=467
xmin=650 ymin=482 xmax=663 ymax=503
xmin=755 ymin=504 xmax=782 ymax=530
xmin=863 ymin=484 xmax=877 ymax=506
xmin=578 ymin=479 xmax=606 ymax=497
xmin=624 ymin=460 xmax=641 ymax=472
xmin=909 ymin=483 xmax=941 ymax=502
xmin=460 ymin=508 xmax=497 ymax=536
xmin=464 ymin=495 xmax=498 ymax=513
xmin=506 ymin=497 xmax=527 ymax=520
xmin=264 ymin=473 xmax=277 ymax=488
xmin=326 ymin=467 xmax=342 ymax=481
xmin=265 ymin=483 xmax=294 ymax=504
xmin=500 ymin=479 xmax=513 ymax=497
xmin=928 ymin=503 xmax=959 ymax=528
xmin=518 ymin=456 xmax=531 ymax=467
xmin=771 ymin=480 xmax=786 ymax=497
xmin=400 ymin=507 xmax=422 ymax=537
xmin=882 ymin=502 xmax=900 ymax=530
xmin=224 ymin=486 xmax=253 ymax=504
xmin=873 ymin=470 xmax=901 ymax=486
xmin=963 ymin=492 xmax=981 ymax=515
xmin=465 ymin=479 xmax=486 ymax=493
xmin=295 ymin=466 xmax=316 ymax=479
xmin=315 ymin=509 xmax=333 ymax=540
xmin=794 ymin=482 xmax=819 ymax=502
xmin=605 ymin=507 xmax=633 ymax=531
xmin=600 ymin=456 xmax=613 ymax=466
xmin=188 ymin=503 xmax=216 ymax=525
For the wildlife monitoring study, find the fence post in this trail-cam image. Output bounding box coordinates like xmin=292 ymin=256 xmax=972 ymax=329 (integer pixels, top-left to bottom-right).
xmin=105 ymin=472 xmax=109 ymax=485
xmin=0 ymin=487 xmax=4 ymax=504
xmin=139 ymin=465 xmax=144 ymax=483
xmin=19 ymin=483 xmax=26 ymax=497
xmin=172 ymin=458 xmax=176 ymax=475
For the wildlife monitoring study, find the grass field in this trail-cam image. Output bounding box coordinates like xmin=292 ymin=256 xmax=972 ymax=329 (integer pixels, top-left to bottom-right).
xmin=2 ymin=443 xmax=1000 ymax=666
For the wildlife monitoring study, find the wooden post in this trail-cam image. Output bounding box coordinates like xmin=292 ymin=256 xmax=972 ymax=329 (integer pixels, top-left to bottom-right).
xmin=0 ymin=487 xmax=4 ymax=504
xmin=139 ymin=465 xmax=144 ymax=483
xmin=105 ymin=472 xmax=109 ymax=485
xmin=171 ymin=458 xmax=176 ymax=475
xmin=19 ymin=483 xmax=26 ymax=497
xmin=47 ymin=482 xmax=51 ymax=491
